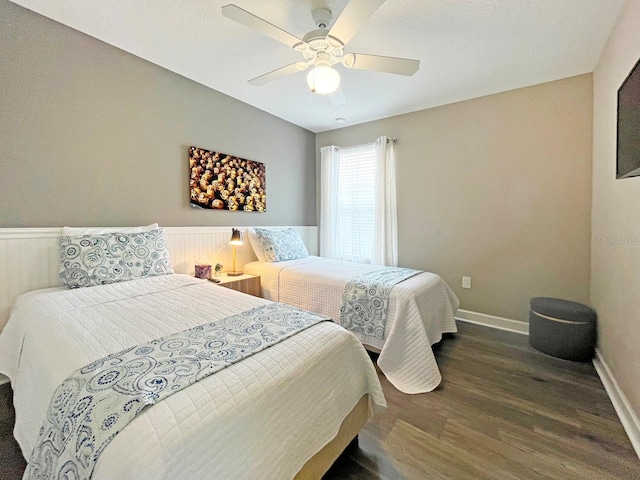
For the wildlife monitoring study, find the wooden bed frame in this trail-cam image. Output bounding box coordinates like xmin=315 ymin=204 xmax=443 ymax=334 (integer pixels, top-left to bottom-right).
xmin=294 ymin=394 xmax=369 ymax=479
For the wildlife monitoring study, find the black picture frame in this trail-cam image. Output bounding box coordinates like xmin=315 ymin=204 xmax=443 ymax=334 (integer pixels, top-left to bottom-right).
xmin=616 ymin=57 xmax=640 ymax=179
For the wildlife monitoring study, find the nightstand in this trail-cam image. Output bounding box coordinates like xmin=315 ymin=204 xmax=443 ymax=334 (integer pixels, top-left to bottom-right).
xmin=216 ymin=273 xmax=261 ymax=298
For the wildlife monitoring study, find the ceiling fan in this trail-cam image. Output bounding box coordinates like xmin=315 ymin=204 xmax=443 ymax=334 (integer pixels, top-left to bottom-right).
xmin=221 ymin=0 xmax=420 ymax=95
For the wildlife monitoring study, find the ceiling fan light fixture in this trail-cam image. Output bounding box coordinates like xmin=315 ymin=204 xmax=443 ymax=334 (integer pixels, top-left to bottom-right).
xmin=306 ymin=65 xmax=340 ymax=94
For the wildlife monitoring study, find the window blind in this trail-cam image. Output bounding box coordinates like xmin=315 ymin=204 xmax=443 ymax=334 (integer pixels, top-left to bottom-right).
xmin=337 ymin=143 xmax=376 ymax=263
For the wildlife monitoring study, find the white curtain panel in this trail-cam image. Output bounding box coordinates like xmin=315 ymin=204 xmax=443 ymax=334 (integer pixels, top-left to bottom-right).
xmin=372 ymin=136 xmax=398 ymax=266
xmin=319 ymin=145 xmax=340 ymax=259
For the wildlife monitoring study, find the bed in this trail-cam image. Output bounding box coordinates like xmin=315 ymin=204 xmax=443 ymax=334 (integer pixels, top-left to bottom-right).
xmin=244 ymin=254 xmax=460 ymax=394
xmin=0 ymin=227 xmax=386 ymax=480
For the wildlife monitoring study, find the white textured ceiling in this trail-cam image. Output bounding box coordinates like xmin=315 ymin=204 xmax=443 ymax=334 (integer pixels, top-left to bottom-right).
xmin=11 ymin=0 xmax=625 ymax=133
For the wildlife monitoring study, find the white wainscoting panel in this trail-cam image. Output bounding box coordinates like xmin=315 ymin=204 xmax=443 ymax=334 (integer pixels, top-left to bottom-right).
xmin=0 ymin=226 xmax=317 ymax=332
xmin=0 ymin=229 xmax=62 ymax=331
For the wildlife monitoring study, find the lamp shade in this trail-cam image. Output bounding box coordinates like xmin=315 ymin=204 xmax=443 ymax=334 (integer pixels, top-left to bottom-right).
xmin=230 ymin=228 xmax=243 ymax=245
xmin=307 ymin=66 xmax=340 ymax=94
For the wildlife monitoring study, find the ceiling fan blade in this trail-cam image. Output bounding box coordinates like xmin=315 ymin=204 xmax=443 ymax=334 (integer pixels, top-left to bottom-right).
xmin=222 ymin=4 xmax=303 ymax=48
xmin=328 ymin=0 xmax=387 ymax=45
xmin=343 ymin=53 xmax=419 ymax=76
xmin=248 ymin=62 xmax=308 ymax=86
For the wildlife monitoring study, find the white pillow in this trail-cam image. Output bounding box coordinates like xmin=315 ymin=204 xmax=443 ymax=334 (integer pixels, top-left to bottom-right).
xmin=62 ymin=223 xmax=159 ymax=236
xmin=246 ymin=228 xmax=268 ymax=262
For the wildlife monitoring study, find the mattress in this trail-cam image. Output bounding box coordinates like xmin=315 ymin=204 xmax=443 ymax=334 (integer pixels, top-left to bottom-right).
xmin=244 ymin=256 xmax=460 ymax=394
xmin=0 ymin=274 xmax=385 ymax=480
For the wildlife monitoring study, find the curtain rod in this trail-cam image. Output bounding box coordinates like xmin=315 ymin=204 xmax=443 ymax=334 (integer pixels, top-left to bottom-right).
xmin=332 ymin=136 xmax=398 ymax=151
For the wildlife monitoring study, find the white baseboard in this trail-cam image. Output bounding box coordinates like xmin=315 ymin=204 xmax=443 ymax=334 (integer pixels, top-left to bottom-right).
xmin=593 ymin=349 xmax=640 ymax=459
xmin=455 ymin=309 xmax=529 ymax=335
xmin=0 ymin=373 xmax=8 ymax=386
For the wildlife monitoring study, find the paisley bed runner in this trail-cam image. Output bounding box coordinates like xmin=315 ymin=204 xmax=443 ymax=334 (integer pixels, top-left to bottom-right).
xmin=26 ymin=303 xmax=329 ymax=480
xmin=340 ymin=267 xmax=421 ymax=339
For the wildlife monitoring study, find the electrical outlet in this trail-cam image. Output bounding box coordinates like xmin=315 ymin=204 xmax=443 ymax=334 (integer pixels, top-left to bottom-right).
xmin=462 ymin=276 xmax=471 ymax=289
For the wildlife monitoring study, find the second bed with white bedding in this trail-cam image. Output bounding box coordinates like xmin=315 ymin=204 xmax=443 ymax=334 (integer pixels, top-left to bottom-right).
xmin=244 ymin=256 xmax=460 ymax=394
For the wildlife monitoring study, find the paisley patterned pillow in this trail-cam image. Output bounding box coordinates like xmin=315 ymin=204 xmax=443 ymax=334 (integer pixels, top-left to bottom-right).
xmin=253 ymin=228 xmax=309 ymax=263
xmin=59 ymin=228 xmax=174 ymax=288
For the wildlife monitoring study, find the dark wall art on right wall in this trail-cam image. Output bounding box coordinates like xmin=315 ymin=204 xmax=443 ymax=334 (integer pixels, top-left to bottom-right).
xmin=616 ymin=56 xmax=640 ymax=179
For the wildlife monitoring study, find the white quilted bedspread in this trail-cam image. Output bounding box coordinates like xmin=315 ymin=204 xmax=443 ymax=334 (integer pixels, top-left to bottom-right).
xmin=0 ymin=274 xmax=385 ymax=480
xmin=244 ymin=257 xmax=460 ymax=394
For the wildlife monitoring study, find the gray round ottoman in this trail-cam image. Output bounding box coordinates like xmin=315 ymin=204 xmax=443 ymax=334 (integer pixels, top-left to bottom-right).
xmin=529 ymin=297 xmax=597 ymax=361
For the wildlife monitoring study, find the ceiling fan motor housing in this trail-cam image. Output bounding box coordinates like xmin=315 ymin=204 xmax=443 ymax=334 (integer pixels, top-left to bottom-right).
xmin=298 ymin=29 xmax=344 ymax=65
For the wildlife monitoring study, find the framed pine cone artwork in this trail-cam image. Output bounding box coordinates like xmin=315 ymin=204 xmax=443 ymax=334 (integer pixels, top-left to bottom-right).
xmin=189 ymin=146 xmax=266 ymax=212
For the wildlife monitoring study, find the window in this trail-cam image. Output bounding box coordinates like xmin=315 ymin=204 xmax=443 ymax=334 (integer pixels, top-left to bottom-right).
xmin=336 ymin=143 xmax=376 ymax=263
xmin=320 ymin=137 xmax=397 ymax=266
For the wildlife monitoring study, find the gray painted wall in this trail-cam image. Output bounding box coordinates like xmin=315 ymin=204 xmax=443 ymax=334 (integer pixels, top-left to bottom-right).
xmin=317 ymin=75 xmax=593 ymax=323
xmin=0 ymin=0 xmax=316 ymax=228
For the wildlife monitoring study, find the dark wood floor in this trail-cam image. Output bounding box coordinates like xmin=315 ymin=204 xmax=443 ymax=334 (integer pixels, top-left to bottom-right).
xmin=324 ymin=322 xmax=640 ymax=479
xmin=0 ymin=380 xmax=25 ymax=480
xmin=1 ymin=321 xmax=639 ymax=479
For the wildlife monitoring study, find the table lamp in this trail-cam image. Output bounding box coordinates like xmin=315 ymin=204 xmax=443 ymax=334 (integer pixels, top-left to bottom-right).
xmin=228 ymin=228 xmax=243 ymax=276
